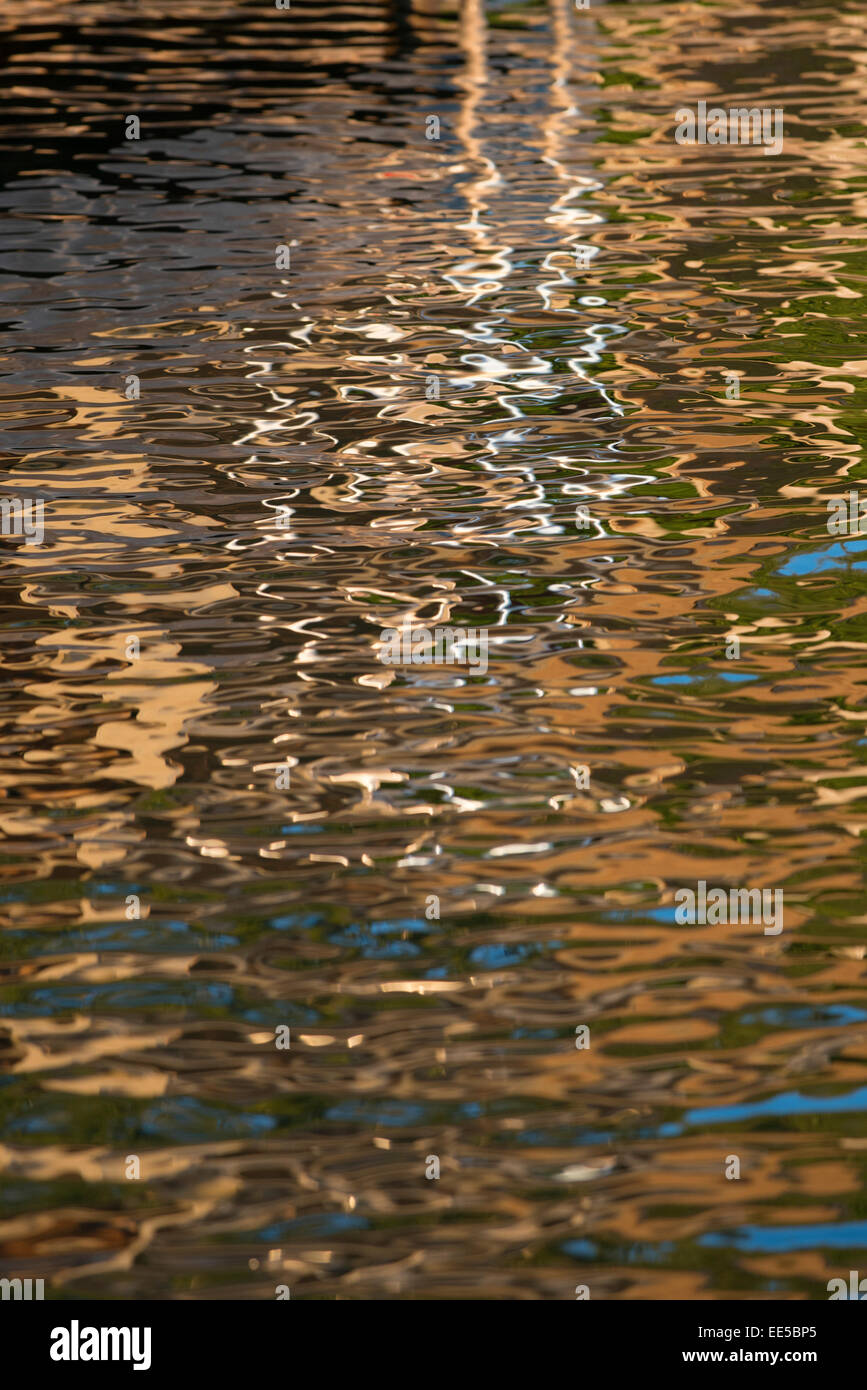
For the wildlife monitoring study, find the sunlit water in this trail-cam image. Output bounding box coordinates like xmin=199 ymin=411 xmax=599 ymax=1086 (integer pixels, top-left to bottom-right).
xmin=2 ymin=0 xmax=867 ymax=1300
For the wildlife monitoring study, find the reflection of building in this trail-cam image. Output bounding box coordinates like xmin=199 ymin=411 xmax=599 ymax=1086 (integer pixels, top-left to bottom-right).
xmin=2 ymin=382 xmax=220 ymax=869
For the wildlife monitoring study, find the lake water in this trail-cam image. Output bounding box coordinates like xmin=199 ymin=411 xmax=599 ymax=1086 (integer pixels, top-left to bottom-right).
xmin=2 ymin=0 xmax=867 ymax=1300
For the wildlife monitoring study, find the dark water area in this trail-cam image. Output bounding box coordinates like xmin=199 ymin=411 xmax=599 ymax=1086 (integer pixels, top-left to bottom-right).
xmin=2 ymin=0 xmax=867 ymax=1300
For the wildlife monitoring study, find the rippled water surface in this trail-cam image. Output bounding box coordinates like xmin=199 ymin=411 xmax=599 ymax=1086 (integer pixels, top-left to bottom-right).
xmin=3 ymin=0 xmax=867 ymax=1300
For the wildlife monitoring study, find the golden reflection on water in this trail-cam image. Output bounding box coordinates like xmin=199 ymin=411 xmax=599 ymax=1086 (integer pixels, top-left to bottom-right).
xmin=2 ymin=0 xmax=867 ymax=1299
